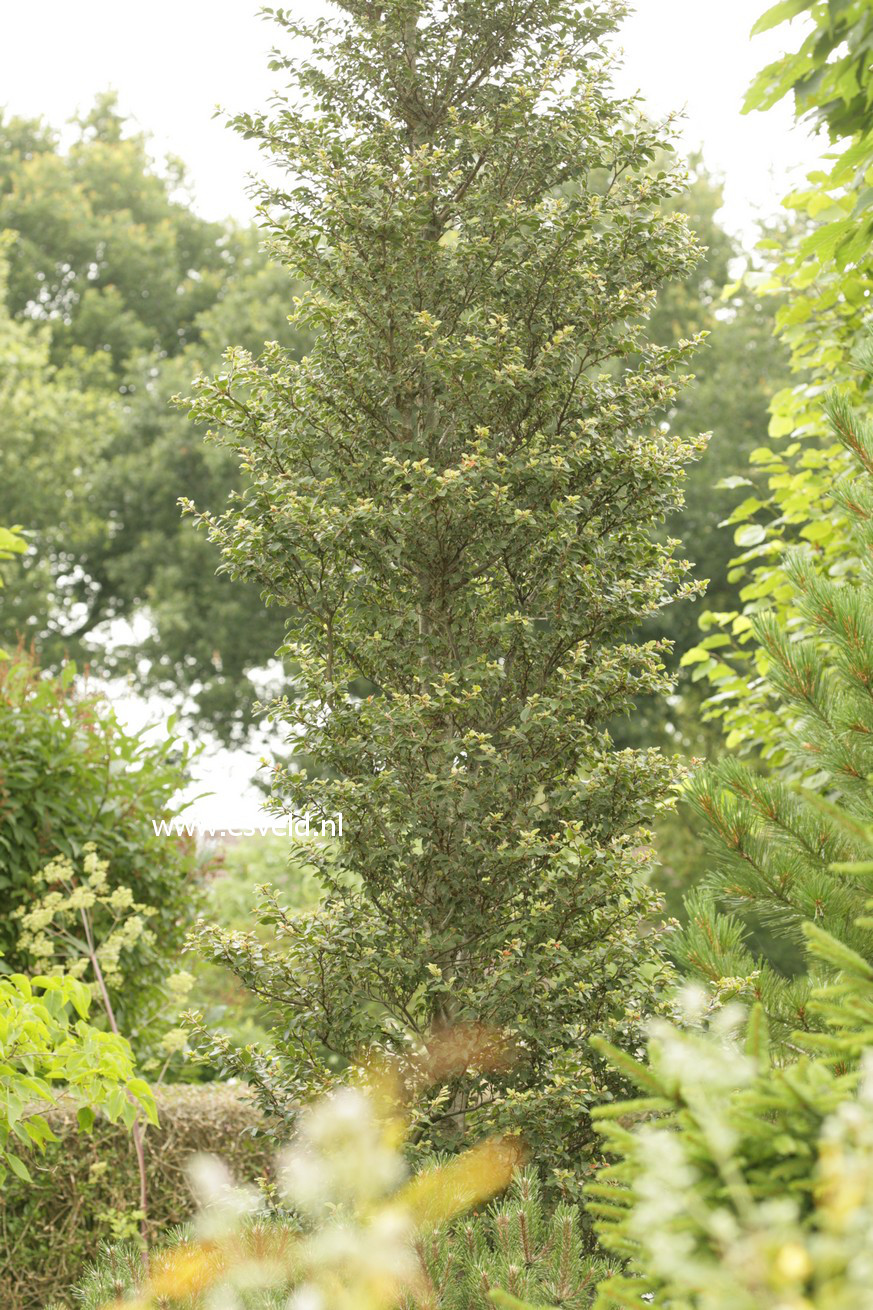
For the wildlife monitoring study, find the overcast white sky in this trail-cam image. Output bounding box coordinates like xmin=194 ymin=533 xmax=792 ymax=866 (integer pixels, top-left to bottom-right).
xmin=1 ymin=1 xmax=817 ymax=827
xmin=2 ymin=0 xmax=812 ymax=236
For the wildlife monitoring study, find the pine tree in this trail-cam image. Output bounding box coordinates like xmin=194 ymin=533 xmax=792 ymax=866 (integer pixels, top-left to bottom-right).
xmin=673 ymin=355 xmax=873 ymax=1041
xmin=411 ymin=1169 xmax=608 ymax=1310
xmin=185 ymin=0 xmax=703 ymax=1192
xmin=588 ymin=799 xmax=873 ymax=1310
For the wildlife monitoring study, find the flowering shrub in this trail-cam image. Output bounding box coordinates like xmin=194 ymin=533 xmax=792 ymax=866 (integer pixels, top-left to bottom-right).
xmin=0 ymin=651 xmax=201 ymax=1035
xmin=14 ymin=846 xmax=196 ymax=1075
xmin=13 ymin=845 xmax=200 ymax=1244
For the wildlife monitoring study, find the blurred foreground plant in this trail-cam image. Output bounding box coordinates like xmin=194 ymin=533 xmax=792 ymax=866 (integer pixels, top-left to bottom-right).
xmin=94 ymin=1038 xmax=523 ymax=1310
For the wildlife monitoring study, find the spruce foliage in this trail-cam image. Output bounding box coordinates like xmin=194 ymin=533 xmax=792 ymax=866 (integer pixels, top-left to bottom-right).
xmin=185 ymin=0 xmax=703 ymax=1189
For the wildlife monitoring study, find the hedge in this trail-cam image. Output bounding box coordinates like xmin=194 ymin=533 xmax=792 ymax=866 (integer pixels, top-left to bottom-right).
xmin=0 ymin=1083 xmax=275 ymax=1310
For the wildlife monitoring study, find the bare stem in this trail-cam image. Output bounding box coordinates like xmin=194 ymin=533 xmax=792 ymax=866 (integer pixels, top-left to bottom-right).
xmin=80 ymin=907 xmax=150 ymax=1266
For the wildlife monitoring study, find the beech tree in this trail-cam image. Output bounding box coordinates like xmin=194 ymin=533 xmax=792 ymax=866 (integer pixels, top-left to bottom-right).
xmin=187 ymin=0 xmax=703 ymax=1193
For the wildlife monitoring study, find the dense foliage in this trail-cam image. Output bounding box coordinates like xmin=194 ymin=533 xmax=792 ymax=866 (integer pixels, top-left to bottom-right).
xmin=185 ymin=0 xmax=705 ymax=1191
xmin=0 ymin=99 xmax=308 ymax=737
xmin=675 ymin=371 xmax=873 ymax=1002
xmin=685 ymin=0 xmax=873 ymax=760
xmin=11 ymin=1 xmax=873 ymax=1307
xmin=56 ymin=1057 xmax=521 ymax=1310
xmin=589 ymin=364 xmax=873 ymax=1305
xmin=589 ymin=958 xmax=873 ymax=1309
xmin=413 ymin=1169 xmax=608 ymax=1309
xmin=0 ymin=652 xmax=199 ymax=1039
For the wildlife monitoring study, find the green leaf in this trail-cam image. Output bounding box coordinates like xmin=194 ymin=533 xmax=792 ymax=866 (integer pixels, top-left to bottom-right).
xmin=750 ymin=0 xmax=814 ymax=37
xmin=76 ymin=1106 xmax=96 ymax=1133
xmin=734 ymin=524 xmax=767 ymax=547
xmin=6 ymin=1153 xmax=33 ymax=1184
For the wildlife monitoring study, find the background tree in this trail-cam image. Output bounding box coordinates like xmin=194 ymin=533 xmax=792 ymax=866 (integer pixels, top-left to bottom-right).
xmin=186 ymin=0 xmax=703 ymax=1197
xmin=612 ymin=165 xmax=791 ymax=740
xmin=0 ymin=99 xmax=309 ymax=738
xmin=602 ymin=164 xmax=793 ymax=911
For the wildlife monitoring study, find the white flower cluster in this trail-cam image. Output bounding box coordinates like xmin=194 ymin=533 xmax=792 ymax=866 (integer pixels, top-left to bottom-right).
xmin=183 ymin=1087 xmax=419 ymax=1310
xmin=280 ymin=1087 xmax=407 ymax=1215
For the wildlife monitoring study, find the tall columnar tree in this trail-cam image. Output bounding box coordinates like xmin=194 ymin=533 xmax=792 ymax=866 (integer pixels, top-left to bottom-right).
xmin=187 ymin=0 xmax=702 ymax=1191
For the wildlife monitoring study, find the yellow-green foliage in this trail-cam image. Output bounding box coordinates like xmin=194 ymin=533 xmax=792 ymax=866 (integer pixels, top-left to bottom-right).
xmin=0 ymin=972 xmax=155 ymax=1193
xmin=14 ymin=847 xmax=196 ymax=1073
xmin=672 ymin=372 xmax=873 ymax=1024
xmin=0 ymin=651 xmax=201 ymax=1021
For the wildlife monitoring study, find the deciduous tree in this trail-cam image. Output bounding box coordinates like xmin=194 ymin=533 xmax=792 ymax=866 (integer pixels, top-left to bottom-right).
xmin=187 ymin=0 xmax=703 ymax=1193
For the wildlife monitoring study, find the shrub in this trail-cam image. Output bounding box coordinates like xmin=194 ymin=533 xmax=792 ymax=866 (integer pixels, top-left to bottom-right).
xmin=0 ymin=1084 xmax=271 ymax=1310
xmin=44 ymin=1225 xmax=293 ymax=1310
xmin=57 ymin=1174 xmax=603 ymax=1310
xmin=0 ymin=652 xmax=201 ymax=1039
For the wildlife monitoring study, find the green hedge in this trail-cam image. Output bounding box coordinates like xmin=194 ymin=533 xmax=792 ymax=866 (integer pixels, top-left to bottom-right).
xmin=0 ymin=1084 xmax=274 ymax=1310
